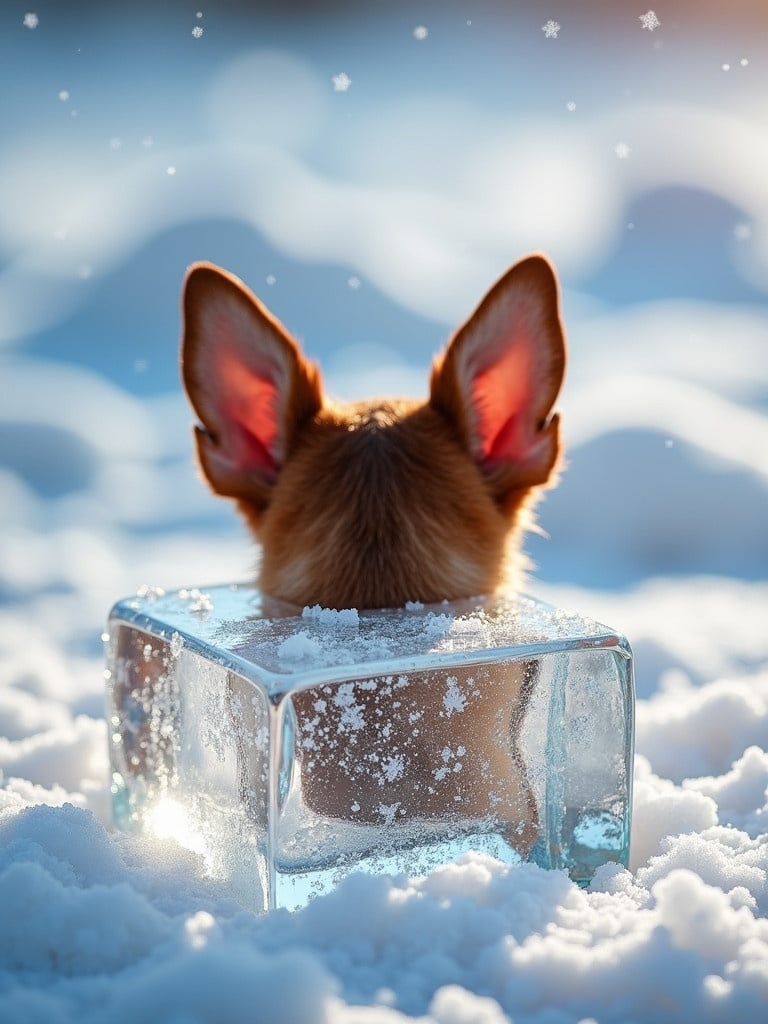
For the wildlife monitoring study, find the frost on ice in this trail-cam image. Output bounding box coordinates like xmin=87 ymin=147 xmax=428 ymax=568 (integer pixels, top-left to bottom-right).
xmin=443 ymin=676 xmax=467 ymax=717
xmin=302 ymin=605 xmax=359 ymax=628
xmin=541 ymin=20 xmax=561 ymax=39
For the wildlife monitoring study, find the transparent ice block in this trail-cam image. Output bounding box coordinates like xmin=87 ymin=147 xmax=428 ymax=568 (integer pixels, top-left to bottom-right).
xmin=105 ymin=585 xmax=634 ymax=911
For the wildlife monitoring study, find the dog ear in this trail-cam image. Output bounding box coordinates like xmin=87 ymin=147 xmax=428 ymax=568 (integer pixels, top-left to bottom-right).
xmin=429 ymin=255 xmax=566 ymax=505
xmin=181 ymin=263 xmax=323 ymax=508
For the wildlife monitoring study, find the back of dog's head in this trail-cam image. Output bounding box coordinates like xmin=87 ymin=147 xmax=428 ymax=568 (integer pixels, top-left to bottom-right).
xmin=181 ymin=257 xmax=566 ymax=608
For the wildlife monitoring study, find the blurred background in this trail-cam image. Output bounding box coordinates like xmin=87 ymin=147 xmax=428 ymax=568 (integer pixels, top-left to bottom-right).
xmin=1 ymin=0 xmax=767 ymax=690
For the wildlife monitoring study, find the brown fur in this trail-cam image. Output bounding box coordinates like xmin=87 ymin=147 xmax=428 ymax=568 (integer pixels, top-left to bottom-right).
xmin=181 ymin=255 xmax=565 ymax=608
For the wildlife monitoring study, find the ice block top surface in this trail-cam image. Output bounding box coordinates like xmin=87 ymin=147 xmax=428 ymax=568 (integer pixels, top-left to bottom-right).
xmin=111 ymin=584 xmax=628 ymax=694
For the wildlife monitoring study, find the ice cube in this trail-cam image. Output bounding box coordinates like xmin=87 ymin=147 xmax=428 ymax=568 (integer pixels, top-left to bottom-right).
xmin=105 ymin=585 xmax=634 ymax=911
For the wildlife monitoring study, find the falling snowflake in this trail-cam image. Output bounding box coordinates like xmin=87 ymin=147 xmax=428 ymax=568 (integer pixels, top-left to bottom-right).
xmin=166 ymin=165 xmax=176 ymax=175
xmin=192 ymin=26 xmax=203 ymax=38
xmin=740 ymin=57 xmax=749 ymax=67
xmin=266 ymin=274 xmax=276 ymax=285
xmin=614 ymin=142 xmax=632 ymax=159
xmin=58 ymin=90 xmax=70 ymax=102
xmin=722 ymin=63 xmax=731 ymax=72
xmin=109 ymin=137 xmax=123 ymax=151
xmin=566 ymin=100 xmax=576 ymax=112
xmin=196 ymin=10 xmax=203 ymax=17
xmin=141 ymin=135 xmax=154 ymax=148
xmin=413 ymin=26 xmax=428 ymax=40
xmin=542 ymin=20 xmax=561 ymax=39
xmin=347 ymin=276 xmax=361 ymax=289
xmin=332 ymin=72 xmax=351 ymax=92
xmin=23 ymin=12 xmax=38 ymax=29
xmin=639 ymin=10 xmax=661 ymax=32
xmin=734 ymin=223 xmax=752 ymax=241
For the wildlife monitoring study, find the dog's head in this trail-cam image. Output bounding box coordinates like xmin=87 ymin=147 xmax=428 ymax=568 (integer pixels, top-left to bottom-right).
xmin=181 ymin=256 xmax=566 ymax=608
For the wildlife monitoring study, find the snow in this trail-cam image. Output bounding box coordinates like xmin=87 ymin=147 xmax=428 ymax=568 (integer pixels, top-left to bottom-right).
xmin=2 ymin=325 xmax=766 ymax=1022
xmin=302 ymin=605 xmax=361 ymax=628
xmin=639 ymin=11 xmax=662 ymax=33
xmin=332 ymin=72 xmax=352 ymax=92
xmin=2 ymin=7 xmax=768 ymax=1023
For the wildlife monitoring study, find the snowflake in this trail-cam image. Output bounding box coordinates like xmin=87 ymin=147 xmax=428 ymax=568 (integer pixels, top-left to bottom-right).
xmin=109 ymin=137 xmax=123 ymax=151
xmin=196 ymin=10 xmax=203 ymax=17
xmin=734 ymin=223 xmax=751 ymax=241
xmin=166 ymin=165 xmax=176 ymax=175
xmin=413 ymin=26 xmax=428 ymax=41
xmin=192 ymin=26 xmax=203 ymax=38
xmin=23 ymin=12 xmax=38 ymax=29
xmin=141 ymin=135 xmax=154 ymax=148
xmin=347 ymin=276 xmax=361 ymax=289
xmin=542 ymin=20 xmax=560 ymax=39
xmin=639 ymin=10 xmax=661 ymax=32
xmin=721 ymin=63 xmax=731 ymax=72
xmin=58 ymin=90 xmax=70 ymax=102
xmin=566 ymin=100 xmax=576 ymax=112
xmin=614 ymin=142 xmax=632 ymax=159
xmin=265 ymin=274 xmax=276 ymax=285
xmin=740 ymin=57 xmax=749 ymax=67
xmin=332 ymin=72 xmax=351 ymax=92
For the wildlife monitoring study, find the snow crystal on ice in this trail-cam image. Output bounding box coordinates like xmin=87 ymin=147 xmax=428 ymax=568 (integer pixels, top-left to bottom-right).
xmin=169 ymin=631 xmax=184 ymax=659
xmin=442 ymin=676 xmax=467 ymax=717
xmin=178 ymin=588 xmax=212 ymax=615
xmin=277 ymin=631 xmax=321 ymax=662
xmin=302 ymin=605 xmax=359 ymax=628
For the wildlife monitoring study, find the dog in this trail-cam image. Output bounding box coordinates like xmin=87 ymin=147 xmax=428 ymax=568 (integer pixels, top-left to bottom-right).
xmin=178 ymin=255 xmax=566 ymax=853
xmin=181 ymin=255 xmax=565 ymax=608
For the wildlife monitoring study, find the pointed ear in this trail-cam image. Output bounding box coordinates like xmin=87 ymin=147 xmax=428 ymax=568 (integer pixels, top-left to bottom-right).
xmin=429 ymin=255 xmax=566 ymax=503
xmin=181 ymin=263 xmax=323 ymax=508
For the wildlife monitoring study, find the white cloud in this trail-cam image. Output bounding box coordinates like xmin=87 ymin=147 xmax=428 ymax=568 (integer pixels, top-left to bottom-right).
xmin=1 ymin=52 xmax=767 ymax=345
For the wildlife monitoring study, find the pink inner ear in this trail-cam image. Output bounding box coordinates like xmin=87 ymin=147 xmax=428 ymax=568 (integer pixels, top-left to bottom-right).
xmin=206 ymin=325 xmax=286 ymax=481
xmin=469 ymin=334 xmax=533 ymax=465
